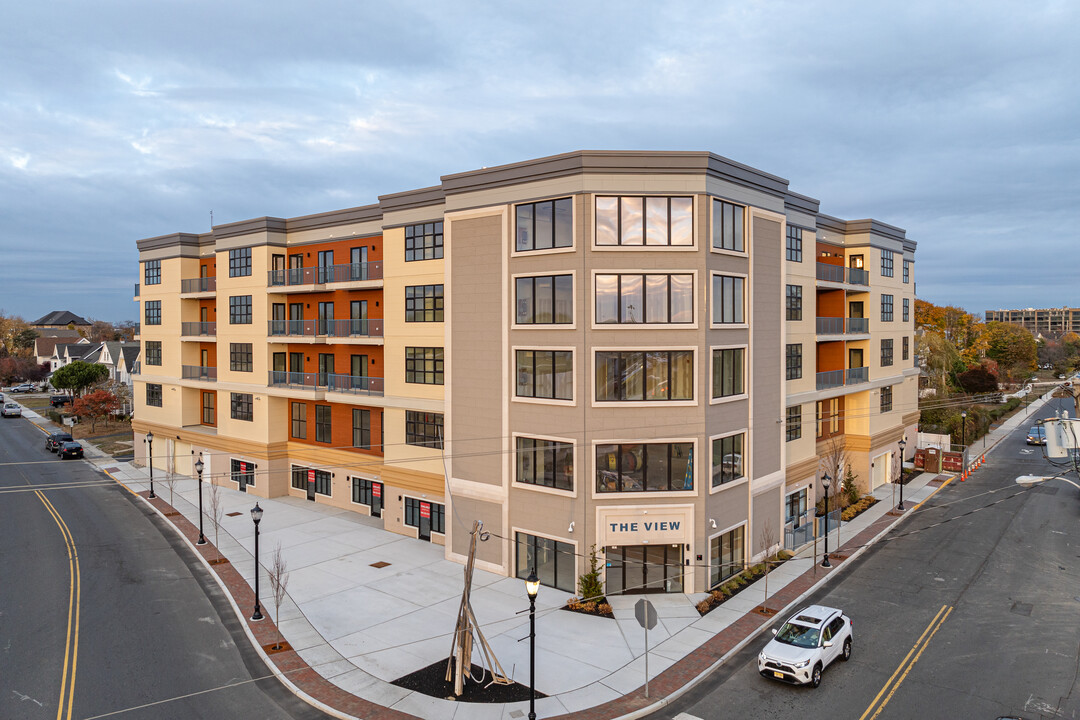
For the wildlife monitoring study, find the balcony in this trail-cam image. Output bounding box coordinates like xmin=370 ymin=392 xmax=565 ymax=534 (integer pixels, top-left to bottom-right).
xmin=182 ymin=365 xmax=217 ymax=382
xmin=181 ymin=277 xmax=216 ymax=294
xmin=815 ymin=317 xmax=870 ymax=336
xmin=134 ymin=283 xmax=140 ymax=297
xmin=815 ymin=263 xmax=870 ymax=288
xmin=267 ymin=371 xmax=385 ymax=396
xmin=267 ymin=318 xmax=383 ymax=340
xmin=181 ymin=322 xmax=217 ymax=338
xmin=267 ymin=262 xmax=383 ymax=290
xmin=815 ymin=366 xmax=869 ymax=390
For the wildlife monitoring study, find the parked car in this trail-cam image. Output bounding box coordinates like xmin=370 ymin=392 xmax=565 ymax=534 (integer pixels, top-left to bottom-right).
xmin=46 ymin=431 xmax=75 ymax=452
xmin=58 ymin=441 xmax=84 ymax=459
xmin=2 ymin=402 xmax=22 ymax=418
xmin=8 ymin=383 xmax=35 ymax=393
xmin=50 ymin=395 xmax=73 ymax=408
xmin=758 ymin=605 xmax=852 ymax=688
xmin=1026 ymin=426 xmax=1046 ymax=445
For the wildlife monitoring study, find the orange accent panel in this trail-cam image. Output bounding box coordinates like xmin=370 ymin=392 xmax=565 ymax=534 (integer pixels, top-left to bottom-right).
xmin=287 ymin=400 xmax=383 ymax=456
xmin=817 ymin=289 xmax=845 ymax=318
xmin=285 ymin=346 xmax=383 ymax=375
xmin=817 ymin=341 xmax=844 ymax=373
xmin=200 ymin=259 xmax=216 ymax=277
xmin=280 ymin=236 xmax=383 ymax=264
xmin=199 ymin=342 xmax=217 ymax=366
xmin=816 ymin=243 xmax=844 ymax=265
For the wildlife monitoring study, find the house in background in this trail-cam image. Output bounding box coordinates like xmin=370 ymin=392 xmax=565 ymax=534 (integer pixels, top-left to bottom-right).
xmin=34 ymin=330 xmax=85 ymax=367
xmin=31 ymin=310 xmax=92 ymax=332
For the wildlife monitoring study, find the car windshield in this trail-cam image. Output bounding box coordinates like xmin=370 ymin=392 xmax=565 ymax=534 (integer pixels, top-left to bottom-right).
xmin=775 ymin=622 xmax=820 ymax=648
xmin=1029 ymin=427 xmax=1043 ymax=436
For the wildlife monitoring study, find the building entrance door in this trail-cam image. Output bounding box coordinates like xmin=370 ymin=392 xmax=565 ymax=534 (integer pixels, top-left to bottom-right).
xmin=604 ymin=544 xmax=684 ymax=594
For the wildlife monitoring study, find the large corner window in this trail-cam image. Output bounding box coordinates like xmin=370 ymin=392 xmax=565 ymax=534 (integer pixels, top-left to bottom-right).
xmin=515 ymin=532 xmax=575 ymax=592
xmin=711 ymin=433 xmax=745 ymax=487
xmin=596 ymin=442 xmax=693 ymax=492
xmin=595 ymin=350 xmax=692 ymax=402
xmin=515 ymin=437 xmax=573 ymax=491
xmin=710 ymin=525 xmax=744 ymax=587
xmin=711 ymin=199 xmax=745 ymax=252
xmin=712 ymin=348 xmax=745 ymax=398
xmin=516 ymin=275 xmax=573 ymax=324
xmin=595 ymin=196 xmax=693 ymax=247
xmin=711 ymin=275 xmax=745 ymax=324
xmin=516 ymin=198 xmax=573 ymax=251
xmin=595 ymin=273 xmax=692 ymax=324
xmin=516 ymin=350 xmax=573 ymax=400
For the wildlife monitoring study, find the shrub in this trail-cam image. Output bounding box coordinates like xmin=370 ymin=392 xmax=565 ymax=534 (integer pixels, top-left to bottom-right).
xmin=577 ymin=545 xmax=606 ymax=603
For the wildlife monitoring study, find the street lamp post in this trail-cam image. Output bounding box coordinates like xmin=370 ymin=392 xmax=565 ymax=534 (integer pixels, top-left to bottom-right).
xmin=897 ymin=439 xmax=907 ymax=511
xmin=821 ymin=472 xmax=832 ymax=568
xmin=961 ymin=410 xmax=968 ymax=473
xmin=250 ymin=503 xmax=264 ymax=621
xmin=525 ymin=570 xmax=540 ymax=720
xmin=195 ymin=454 xmax=207 ymax=545
xmin=146 ymin=431 xmax=156 ymax=499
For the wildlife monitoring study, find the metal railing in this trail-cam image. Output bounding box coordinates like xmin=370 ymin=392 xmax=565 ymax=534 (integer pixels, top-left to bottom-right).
xmin=266 ymin=371 xmax=385 ymax=396
xmin=267 ymin=262 xmax=383 ymax=288
xmin=267 ymin=318 xmax=383 ymax=338
xmin=182 ymin=365 xmax=217 ymax=381
xmin=815 ymin=367 xmax=869 ymax=390
xmin=181 ymin=322 xmax=217 ymax=337
xmin=134 ymin=283 xmax=140 ymax=297
xmin=181 ymin=276 xmax=216 ymax=294
xmin=847 ymin=267 xmax=870 ymax=286
xmin=847 ymin=317 xmax=869 ymax=333
xmin=816 ymin=317 xmax=870 ymax=335
xmin=327 ymin=373 xmax=385 ymax=396
xmin=847 ymin=366 xmax=869 ymax=384
xmin=784 ymin=513 xmax=813 ymax=550
xmin=815 ymin=262 xmax=870 ymax=287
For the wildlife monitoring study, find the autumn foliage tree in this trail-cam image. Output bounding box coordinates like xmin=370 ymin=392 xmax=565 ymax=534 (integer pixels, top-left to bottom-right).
xmin=72 ymin=390 xmax=120 ymax=432
xmin=983 ymin=321 xmax=1038 ymax=383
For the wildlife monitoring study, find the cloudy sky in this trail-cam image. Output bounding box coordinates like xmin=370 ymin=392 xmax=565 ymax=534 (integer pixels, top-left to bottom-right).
xmin=1 ymin=1 xmax=1076 ymax=323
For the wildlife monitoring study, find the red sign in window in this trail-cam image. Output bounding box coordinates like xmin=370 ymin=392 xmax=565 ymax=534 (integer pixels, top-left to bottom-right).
xmin=308 ymin=469 xmax=315 ymax=484
xmin=240 ymin=462 xmax=247 ymax=475
xmin=372 ymin=483 xmax=381 ymax=498
xmin=420 ymin=502 xmax=431 ymax=519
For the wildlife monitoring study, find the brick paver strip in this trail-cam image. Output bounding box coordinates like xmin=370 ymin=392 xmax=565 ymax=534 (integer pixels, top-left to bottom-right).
xmin=138 ymin=488 xmax=905 ymax=720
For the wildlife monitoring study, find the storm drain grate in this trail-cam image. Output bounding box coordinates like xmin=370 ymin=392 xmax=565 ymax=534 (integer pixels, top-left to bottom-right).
xmin=370 ymin=561 xmax=391 ymax=569
xmin=1010 ymin=601 xmax=1033 ymax=616
xmin=226 ymin=511 xmax=242 ymax=517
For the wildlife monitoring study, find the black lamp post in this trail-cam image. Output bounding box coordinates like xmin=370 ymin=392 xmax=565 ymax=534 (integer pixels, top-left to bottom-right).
xmin=525 ymin=569 xmax=540 ymax=720
xmin=897 ymin=439 xmax=907 ymax=511
xmin=146 ymin=431 xmax=156 ymax=498
xmin=821 ymin=472 xmax=832 ymax=568
xmin=195 ymin=454 xmax=207 ymax=545
xmin=250 ymin=503 xmax=264 ymax=621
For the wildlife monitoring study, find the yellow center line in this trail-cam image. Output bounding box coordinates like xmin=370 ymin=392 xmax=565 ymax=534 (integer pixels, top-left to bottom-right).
xmin=858 ymin=604 xmax=951 ymax=720
xmin=35 ymin=490 xmax=81 ymax=720
xmin=868 ymin=606 xmax=953 ymax=720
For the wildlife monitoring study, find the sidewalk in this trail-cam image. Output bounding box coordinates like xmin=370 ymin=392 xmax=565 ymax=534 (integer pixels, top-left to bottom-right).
xmin=16 ymin=389 xmax=1057 ymax=719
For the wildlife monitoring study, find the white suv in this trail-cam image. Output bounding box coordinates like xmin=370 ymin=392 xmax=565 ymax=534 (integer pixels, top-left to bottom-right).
xmin=758 ymin=605 xmax=852 ymax=688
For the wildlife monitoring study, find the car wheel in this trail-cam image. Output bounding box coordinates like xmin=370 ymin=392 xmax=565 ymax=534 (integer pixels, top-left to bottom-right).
xmin=810 ymin=663 xmax=822 ymax=688
xmin=842 ymin=638 xmax=852 ymax=661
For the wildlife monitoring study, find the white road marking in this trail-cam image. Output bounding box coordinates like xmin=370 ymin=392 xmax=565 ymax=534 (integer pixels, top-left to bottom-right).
xmin=673 ymin=714 xmax=705 ymax=720
xmin=11 ymin=690 xmax=44 ymax=707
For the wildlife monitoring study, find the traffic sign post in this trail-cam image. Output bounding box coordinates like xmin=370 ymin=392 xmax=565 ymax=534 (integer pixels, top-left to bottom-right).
xmin=635 ymin=598 xmax=657 ymax=697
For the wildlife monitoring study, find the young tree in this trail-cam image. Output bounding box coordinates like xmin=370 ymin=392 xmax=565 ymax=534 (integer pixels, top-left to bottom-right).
xmin=758 ymin=521 xmax=777 ymax=614
xmin=71 ymin=390 xmax=120 ymax=433
xmin=268 ymin=542 xmax=290 ymax=649
xmin=51 ymin=361 xmax=109 ymax=396
xmin=207 ymin=480 xmax=225 ymax=561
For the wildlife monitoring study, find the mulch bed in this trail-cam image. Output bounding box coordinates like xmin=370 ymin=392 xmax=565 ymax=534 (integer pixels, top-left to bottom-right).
xmin=561 ymin=603 xmax=615 ymax=619
xmin=264 ymin=640 xmax=293 ymax=655
xmin=392 ymin=659 xmax=544 ymax=703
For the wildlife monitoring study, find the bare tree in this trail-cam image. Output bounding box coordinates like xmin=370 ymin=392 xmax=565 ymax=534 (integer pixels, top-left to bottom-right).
xmin=162 ymin=470 xmax=177 ymax=508
xmin=268 ymin=542 xmax=290 ymax=649
xmin=207 ymin=479 xmax=224 ymax=561
xmin=759 ymin=520 xmax=778 ymax=614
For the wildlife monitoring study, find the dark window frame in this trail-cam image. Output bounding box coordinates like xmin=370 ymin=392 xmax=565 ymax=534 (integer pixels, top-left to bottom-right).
xmin=315 ymin=405 xmax=331 ymax=443
xmin=515 ymin=350 xmax=573 ymax=400
xmin=229 ymin=342 xmax=253 ymax=372
xmin=230 ymin=392 xmax=253 ymax=421
xmin=228 ymin=247 xmax=252 ymax=277
xmin=144 ymin=260 xmax=161 ymax=285
xmin=595 ymin=442 xmax=694 ymax=493
xmin=144 ymin=300 xmax=161 ymax=326
xmin=404 ymin=221 xmax=443 ymax=262
xmin=230 ymin=458 xmax=255 ymax=488
xmin=515 ymin=197 xmax=573 ymax=252
xmin=712 ymin=348 xmax=745 ymax=398
xmin=711 ymin=432 xmax=745 ymax=487
xmin=786 ymin=406 xmax=802 ymax=441
xmin=514 ymin=532 xmax=575 ymax=592
xmin=595 ymin=350 xmax=694 ymax=402
xmin=516 ymin=274 xmax=574 ymax=325
xmin=405 ymin=410 xmax=443 ymax=449
xmin=786 ymin=344 xmax=803 ymax=380
xmin=880 ymin=385 xmax=893 ymax=413
xmin=405 ymin=347 xmax=444 ymax=385
xmin=595 ymin=273 xmax=693 ymax=325
xmin=595 ymin=195 xmax=694 ymax=247
xmin=881 ymin=338 xmax=894 ymax=367
xmin=145 ymin=340 xmax=162 ymax=366
xmin=711 ymin=198 xmax=746 ymax=252
xmin=786 ymin=284 xmax=802 ymax=321
xmin=405 ymin=284 xmax=444 ymax=322
xmin=229 ymin=295 xmax=252 ymax=324
xmin=353 ymin=408 xmax=370 ymax=449
xmin=291 ymin=402 xmax=306 ymax=439
xmin=515 ymin=437 xmax=574 ymax=491
xmin=786 ymin=225 xmax=803 ymax=262
xmin=881 ymin=294 xmax=894 ymax=322
xmin=146 ymin=383 xmax=162 ymax=407
xmin=881 ymin=249 xmax=894 ymax=277
xmin=712 ymin=274 xmax=745 ymax=324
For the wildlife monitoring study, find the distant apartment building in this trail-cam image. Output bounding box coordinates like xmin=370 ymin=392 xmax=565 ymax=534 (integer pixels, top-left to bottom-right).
xmin=984 ymin=307 xmax=1080 ymax=338
xmin=133 ymin=150 xmax=918 ymax=596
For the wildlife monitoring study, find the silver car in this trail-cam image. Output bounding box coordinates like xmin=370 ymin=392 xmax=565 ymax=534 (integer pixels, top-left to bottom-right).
xmin=758 ymin=605 xmax=852 ymax=687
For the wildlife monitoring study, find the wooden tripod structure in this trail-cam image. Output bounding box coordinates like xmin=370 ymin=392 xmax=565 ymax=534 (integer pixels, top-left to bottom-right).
xmin=446 ymin=520 xmax=512 ymax=696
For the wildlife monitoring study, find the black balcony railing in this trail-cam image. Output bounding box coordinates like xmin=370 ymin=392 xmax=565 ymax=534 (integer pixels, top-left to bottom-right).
xmin=816 ymin=370 xmax=845 ymax=390
xmin=847 ymin=366 xmax=869 ymax=384
xmin=267 ymin=318 xmax=383 ymax=338
xmin=182 ymin=365 xmax=217 ymax=381
xmin=267 ymin=262 xmax=383 ymax=288
xmin=266 ymin=371 xmax=385 ymax=396
xmin=847 ymin=317 xmax=869 ymax=333
xmin=815 ymin=317 xmax=870 ymax=335
xmin=181 ymin=276 xmax=216 ymax=294
xmin=847 ymin=267 xmax=870 ymax=286
xmin=181 ymin=321 xmax=217 ymax=337
xmin=815 ymin=262 xmax=870 ymax=287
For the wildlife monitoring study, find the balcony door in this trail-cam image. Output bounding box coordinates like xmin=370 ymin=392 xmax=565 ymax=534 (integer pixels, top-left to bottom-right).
xmin=318 ymin=353 xmax=334 ymax=387
xmin=849 ymin=301 xmax=863 ymax=319
xmin=350 ymin=300 xmax=367 ymax=336
xmin=351 ymin=246 xmax=368 ymax=280
xmin=849 ymin=348 xmax=863 ymax=369
xmin=317 ymin=250 xmax=333 ymax=284
xmin=318 ymin=302 xmax=334 ymax=336
xmin=289 ymin=303 xmax=304 ymax=335
xmin=271 ymin=303 xmax=286 ymax=335
xmin=848 ymin=254 xmax=863 ymax=269
xmin=271 ymin=254 xmax=285 ymax=285
xmin=288 ymin=253 xmax=303 ymax=285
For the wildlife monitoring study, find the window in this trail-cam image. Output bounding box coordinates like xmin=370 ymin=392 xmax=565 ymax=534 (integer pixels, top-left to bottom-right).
xmin=595 ymin=350 xmax=693 ymax=401
xmin=785 ymin=489 xmax=808 ymax=525
xmin=710 ymin=525 xmax=744 ymax=587
xmin=352 ymin=477 xmax=382 ymax=513
xmin=231 ymin=459 xmax=255 ymax=488
xmin=146 ymin=383 xmax=162 ymax=407
xmin=596 ymin=442 xmax=693 ymax=492
xmin=595 ymin=273 xmax=692 ymax=324
xmin=786 ymin=406 xmax=802 ymax=441
xmin=711 ymin=199 xmax=745 ymax=252
xmin=405 ymin=411 xmax=443 ymax=449
xmin=817 ymin=398 xmax=840 ymax=438
xmin=712 ymin=348 xmax=745 ymax=398
xmin=405 ymin=221 xmax=443 ymax=261
xmin=315 ymin=405 xmax=331 ymax=443
xmin=880 ymin=385 xmax=893 ymax=413
xmin=515 ymin=532 xmax=574 ymax=592
xmin=881 ymin=338 xmax=894 ymax=366
xmin=903 ymin=336 xmax=910 ymax=361
xmin=786 ymin=285 xmax=802 ymax=321
xmin=202 ymin=391 xmax=215 ymax=425
xmin=144 ymin=300 xmax=161 ymax=325
xmin=405 ymin=285 xmax=444 ymax=322
xmin=712 ymin=275 xmax=745 ymax=324
xmin=595 ymin=196 xmax=693 ymax=246
xmin=516 ymin=350 xmax=573 ymax=400
xmin=786 ymin=226 xmax=803 ymax=262
xmin=516 ymin=437 xmax=573 ymax=491
xmin=903 ymin=260 xmax=911 ymax=284
xmin=516 ymin=198 xmax=573 ymax=251
xmin=228 ymin=248 xmax=252 ymax=277
xmin=144 ymin=260 xmax=161 ymax=285
xmin=353 ymin=409 xmax=370 ymax=449
xmin=230 ymin=392 xmax=253 ymax=421
xmin=145 ymin=341 xmax=161 ymax=366
xmin=786 ymin=344 xmax=803 ymax=380
xmin=516 ymin=275 xmax=573 ymax=324
xmin=230 ymin=343 xmax=253 ymax=372
xmin=229 ymin=295 xmax=252 ymax=324
xmin=903 ymin=298 xmax=910 ymax=322
xmin=711 ymin=433 xmax=745 ymax=487
xmin=403 ymin=497 xmax=445 ymax=534
xmin=291 ymin=466 xmax=307 ymax=491
xmin=291 ymin=402 xmax=306 ymax=439
xmin=314 ymin=469 xmax=331 ymax=496
xmin=405 ymin=347 xmax=444 ymax=385
xmin=881 ymin=294 xmax=894 ymax=322
xmin=881 ymin=249 xmax=894 ymax=277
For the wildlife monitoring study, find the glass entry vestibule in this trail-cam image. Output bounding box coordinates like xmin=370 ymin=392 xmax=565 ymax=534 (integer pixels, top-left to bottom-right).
xmin=604 ymin=544 xmax=685 ymax=594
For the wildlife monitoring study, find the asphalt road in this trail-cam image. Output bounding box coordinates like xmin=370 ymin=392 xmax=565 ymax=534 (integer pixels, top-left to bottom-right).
xmin=0 ymin=411 xmax=330 ymax=719
xmin=662 ymin=396 xmax=1080 ymax=720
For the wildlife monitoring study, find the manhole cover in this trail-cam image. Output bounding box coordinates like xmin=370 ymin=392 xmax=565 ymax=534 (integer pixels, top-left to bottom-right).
xmin=226 ymin=511 xmax=242 ymax=517
xmin=370 ymin=561 xmax=391 ymax=569
xmin=1010 ymin=601 xmax=1033 ymax=616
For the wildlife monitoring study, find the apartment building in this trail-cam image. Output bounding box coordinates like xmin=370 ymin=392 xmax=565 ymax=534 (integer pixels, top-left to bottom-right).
xmin=133 ymin=150 xmax=918 ymax=596
xmin=985 ymin=307 xmax=1080 ymax=338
